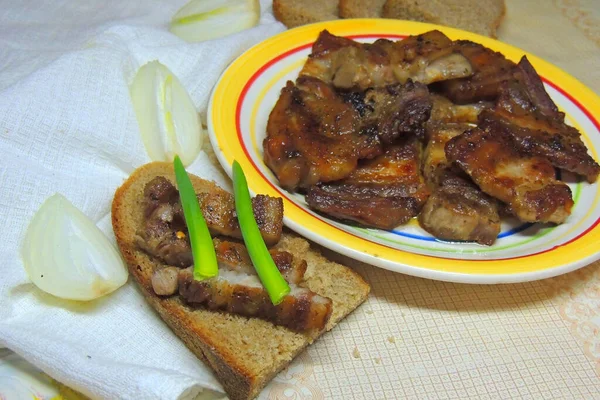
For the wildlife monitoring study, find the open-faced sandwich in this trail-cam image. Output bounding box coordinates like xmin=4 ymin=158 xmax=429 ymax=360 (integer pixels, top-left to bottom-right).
xmin=111 ymin=161 xmax=370 ymax=400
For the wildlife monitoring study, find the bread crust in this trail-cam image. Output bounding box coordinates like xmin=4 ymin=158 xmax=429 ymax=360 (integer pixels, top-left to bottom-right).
xmin=273 ymin=0 xmax=339 ymax=28
xmin=382 ymin=0 xmax=505 ymax=38
xmin=339 ymin=0 xmax=386 ymax=19
xmin=111 ymin=162 xmax=370 ymax=400
xmin=490 ymin=1 xmax=506 ymax=38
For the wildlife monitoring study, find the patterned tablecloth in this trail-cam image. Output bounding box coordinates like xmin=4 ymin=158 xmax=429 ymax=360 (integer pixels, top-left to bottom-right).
xmin=2 ymin=1 xmax=599 ymax=399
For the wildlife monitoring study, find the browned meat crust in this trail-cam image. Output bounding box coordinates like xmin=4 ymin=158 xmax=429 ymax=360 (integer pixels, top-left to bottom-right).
xmin=419 ymin=123 xmax=501 ymax=245
xmin=360 ymin=81 xmax=432 ymax=142
xmin=263 ymin=77 xmax=431 ymax=191
xmin=422 ymin=123 xmax=472 ymax=188
xmin=263 ymin=78 xmax=379 ymax=190
xmin=299 ymin=30 xmax=473 ymax=91
xmin=139 ymin=177 xmax=284 ymax=257
xmin=429 ymin=94 xmax=491 ymax=124
xmin=213 ymin=239 xmax=307 ymax=285
xmin=418 ymin=175 xmax=501 ymax=245
xmin=306 ymin=184 xmax=422 ymax=229
xmin=438 ymin=40 xmax=516 ymax=104
xmin=445 ymin=127 xmax=573 ymax=224
xmin=262 ymin=30 xmax=598 ymax=245
xmin=178 ymin=267 xmax=333 ymax=332
xmin=478 ymin=57 xmax=600 ymax=182
xmin=306 ymin=137 xmax=430 ymax=229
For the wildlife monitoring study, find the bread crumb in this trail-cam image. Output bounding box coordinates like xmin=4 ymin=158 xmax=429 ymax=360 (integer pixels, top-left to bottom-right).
xmin=387 ymin=336 xmax=395 ymax=344
xmin=352 ymin=347 xmax=361 ymax=359
xmin=375 ymin=357 xmax=381 ymax=364
xmin=365 ymin=309 xmax=373 ymax=314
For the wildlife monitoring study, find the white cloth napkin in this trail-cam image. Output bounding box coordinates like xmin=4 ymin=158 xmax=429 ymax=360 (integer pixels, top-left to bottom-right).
xmin=0 ymin=1 xmax=285 ymax=398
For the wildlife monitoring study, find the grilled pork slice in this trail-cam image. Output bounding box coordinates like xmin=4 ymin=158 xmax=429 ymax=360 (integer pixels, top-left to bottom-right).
xmin=510 ymin=56 xmax=560 ymax=119
xmin=420 ymin=123 xmax=500 ymax=245
xmin=263 ymin=78 xmax=380 ymax=191
xmin=438 ymin=40 xmax=516 ymax=104
xmin=299 ymin=30 xmax=473 ymax=91
xmin=306 ymin=137 xmax=430 ymax=229
xmin=478 ymin=57 xmax=600 ymax=182
xmin=349 ymin=80 xmax=432 ymax=142
xmin=213 ymin=238 xmax=307 ymax=285
xmin=479 ymin=110 xmax=600 ymax=183
xmin=148 ymin=237 xmax=327 ymax=331
xmin=419 ymin=175 xmax=501 ymax=245
xmin=422 ymin=123 xmax=472 ymax=188
xmin=139 ymin=191 xmax=306 ymax=283
xmin=142 ymin=176 xmax=283 ymax=249
xmin=199 ymin=191 xmax=283 ymax=245
xmin=178 ymin=267 xmax=332 ymax=332
xmin=446 ymin=127 xmax=573 ymax=224
xmin=151 ymin=266 xmax=180 ymax=296
xmin=264 ymin=77 xmax=432 ymax=190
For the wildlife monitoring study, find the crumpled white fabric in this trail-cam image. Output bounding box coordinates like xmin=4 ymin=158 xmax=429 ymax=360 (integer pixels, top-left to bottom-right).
xmin=0 ymin=1 xmax=285 ymax=398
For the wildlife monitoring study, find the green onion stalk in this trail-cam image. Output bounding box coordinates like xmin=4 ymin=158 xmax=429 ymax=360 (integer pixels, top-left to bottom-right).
xmin=173 ymin=155 xmax=218 ymax=280
xmin=232 ymin=160 xmax=290 ymax=305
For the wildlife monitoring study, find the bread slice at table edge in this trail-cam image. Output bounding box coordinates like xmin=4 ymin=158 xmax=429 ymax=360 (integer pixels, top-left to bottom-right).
xmin=111 ymin=162 xmax=370 ymax=400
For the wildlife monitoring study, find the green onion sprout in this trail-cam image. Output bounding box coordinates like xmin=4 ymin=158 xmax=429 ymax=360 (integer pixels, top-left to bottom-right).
xmin=173 ymin=155 xmax=218 ymax=280
xmin=232 ymin=160 xmax=290 ymax=305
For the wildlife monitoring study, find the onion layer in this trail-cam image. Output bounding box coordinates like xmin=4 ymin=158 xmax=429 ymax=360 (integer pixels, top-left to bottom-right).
xmin=130 ymin=61 xmax=203 ymax=167
xmin=169 ymin=0 xmax=260 ymax=43
xmin=20 ymin=194 xmax=128 ymax=301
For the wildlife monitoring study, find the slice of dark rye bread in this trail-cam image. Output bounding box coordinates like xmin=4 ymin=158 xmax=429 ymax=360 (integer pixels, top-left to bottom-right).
xmin=339 ymin=0 xmax=386 ymax=18
xmin=111 ymin=162 xmax=370 ymax=400
xmin=273 ymin=0 xmax=339 ymax=28
xmin=382 ymin=0 xmax=505 ymax=38
xmin=273 ymin=0 xmax=505 ymax=38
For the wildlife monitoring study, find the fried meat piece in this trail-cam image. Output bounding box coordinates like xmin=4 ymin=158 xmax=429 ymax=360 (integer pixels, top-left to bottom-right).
xmin=264 ymin=77 xmax=432 ymax=190
xmin=419 ymin=123 xmax=501 ymax=245
xmin=151 ymin=266 xmax=180 ymax=296
xmin=438 ymin=40 xmax=516 ymax=104
xmin=478 ymin=57 xmax=600 ymax=182
xmin=418 ymin=175 xmax=501 ymax=245
xmin=306 ymin=137 xmax=430 ymax=229
xmin=263 ymin=78 xmax=379 ymax=190
xmin=137 ymin=177 xmax=284 ymax=266
xmin=178 ymin=267 xmax=332 ymax=332
xmin=299 ymin=30 xmax=473 ymax=91
xmin=350 ymin=80 xmax=432 ymax=142
xmin=198 ymin=192 xmax=284 ymax=246
xmin=148 ymin=236 xmax=326 ymax=331
xmin=445 ymin=128 xmax=573 ymax=224
xmin=422 ymin=123 xmax=472 ymax=188
xmin=429 ymin=94 xmax=491 ymax=124
xmin=213 ymin=238 xmax=307 ymax=285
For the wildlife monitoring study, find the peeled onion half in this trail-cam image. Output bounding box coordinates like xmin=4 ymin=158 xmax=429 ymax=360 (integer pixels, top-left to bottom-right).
xmin=130 ymin=61 xmax=203 ymax=167
xmin=170 ymin=0 xmax=260 ymax=43
xmin=20 ymin=194 xmax=128 ymax=301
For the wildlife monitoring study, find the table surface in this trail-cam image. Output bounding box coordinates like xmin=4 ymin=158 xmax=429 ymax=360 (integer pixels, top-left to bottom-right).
xmin=2 ymin=1 xmax=600 ymax=399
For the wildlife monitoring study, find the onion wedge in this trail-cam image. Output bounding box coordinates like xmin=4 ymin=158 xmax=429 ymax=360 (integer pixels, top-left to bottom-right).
xmin=20 ymin=194 xmax=128 ymax=301
xmin=169 ymin=0 xmax=260 ymax=43
xmin=130 ymin=61 xmax=203 ymax=167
